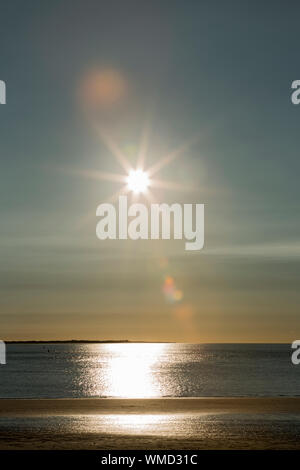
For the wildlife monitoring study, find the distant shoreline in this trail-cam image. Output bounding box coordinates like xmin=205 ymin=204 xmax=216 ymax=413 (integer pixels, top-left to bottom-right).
xmin=3 ymin=341 xmax=291 ymax=344
xmin=4 ymin=340 xmax=173 ymax=344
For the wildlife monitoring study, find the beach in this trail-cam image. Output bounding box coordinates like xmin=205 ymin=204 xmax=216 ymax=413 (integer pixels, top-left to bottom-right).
xmin=2 ymin=345 xmax=300 ymax=449
xmin=1 ymin=398 xmax=300 ymax=449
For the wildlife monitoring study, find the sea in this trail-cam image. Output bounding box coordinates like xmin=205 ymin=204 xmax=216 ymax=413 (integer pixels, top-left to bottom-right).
xmin=0 ymin=342 xmax=299 ymax=398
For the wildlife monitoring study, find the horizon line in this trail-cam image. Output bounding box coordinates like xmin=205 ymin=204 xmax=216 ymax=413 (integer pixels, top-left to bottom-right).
xmin=2 ymin=340 xmax=294 ymax=345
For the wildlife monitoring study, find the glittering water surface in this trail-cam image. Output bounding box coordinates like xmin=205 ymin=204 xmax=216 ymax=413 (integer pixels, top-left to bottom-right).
xmin=0 ymin=343 xmax=299 ymax=398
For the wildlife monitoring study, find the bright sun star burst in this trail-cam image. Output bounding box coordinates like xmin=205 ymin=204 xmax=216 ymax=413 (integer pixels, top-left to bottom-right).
xmin=126 ymin=169 xmax=150 ymax=194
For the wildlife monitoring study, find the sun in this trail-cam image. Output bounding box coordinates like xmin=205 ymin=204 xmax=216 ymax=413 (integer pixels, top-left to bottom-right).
xmin=126 ymin=169 xmax=150 ymax=194
xmin=69 ymin=113 xmax=199 ymax=203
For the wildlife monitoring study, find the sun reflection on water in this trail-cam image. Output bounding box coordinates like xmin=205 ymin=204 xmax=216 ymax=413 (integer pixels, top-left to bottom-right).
xmin=95 ymin=343 xmax=167 ymax=398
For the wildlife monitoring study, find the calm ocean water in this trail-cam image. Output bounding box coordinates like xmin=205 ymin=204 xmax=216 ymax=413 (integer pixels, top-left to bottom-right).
xmin=0 ymin=343 xmax=299 ymax=398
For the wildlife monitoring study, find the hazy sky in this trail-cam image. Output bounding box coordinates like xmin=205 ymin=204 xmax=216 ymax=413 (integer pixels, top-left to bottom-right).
xmin=1 ymin=0 xmax=300 ymax=341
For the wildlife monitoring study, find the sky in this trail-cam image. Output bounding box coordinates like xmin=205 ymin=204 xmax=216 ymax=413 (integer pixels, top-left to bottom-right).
xmin=0 ymin=0 xmax=300 ymax=342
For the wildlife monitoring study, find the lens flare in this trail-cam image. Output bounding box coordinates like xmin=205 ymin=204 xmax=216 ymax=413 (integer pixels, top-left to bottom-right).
xmin=163 ymin=276 xmax=183 ymax=303
xmin=79 ymin=68 xmax=127 ymax=110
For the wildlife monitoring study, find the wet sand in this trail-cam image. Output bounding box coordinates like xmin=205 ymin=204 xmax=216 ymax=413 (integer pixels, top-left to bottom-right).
xmin=1 ymin=398 xmax=300 ymax=449
xmin=1 ymin=397 xmax=300 ymax=416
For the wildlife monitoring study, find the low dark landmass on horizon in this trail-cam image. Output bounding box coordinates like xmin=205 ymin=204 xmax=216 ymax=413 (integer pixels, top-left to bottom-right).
xmin=3 ymin=340 xmax=289 ymax=344
xmin=4 ymin=340 xmax=173 ymax=344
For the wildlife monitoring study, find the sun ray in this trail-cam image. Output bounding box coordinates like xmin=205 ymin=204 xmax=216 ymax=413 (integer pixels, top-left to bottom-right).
xmin=150 ymin=177 xmax=196 ymax=192
xmin=72 ymin=168 xmax=127 ymax=184
xmin=93 ymin=124 xmax=132 ymax=173
xmin=106 ymin=184 xmax=130 ymax=204
xmin=66 ymin=107 xmax=204 ymax=207
xmin=136 ymin=112 xmax=153 ymax=170
xmin=144 ymin=187 xmax=157 ymax=203
xmin=147 ymin=133 xmax=200 ymax=177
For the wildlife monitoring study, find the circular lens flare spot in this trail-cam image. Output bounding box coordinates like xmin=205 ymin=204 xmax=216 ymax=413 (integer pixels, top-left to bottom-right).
xmin=127 ymin=169 xmax=149 ymax=194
